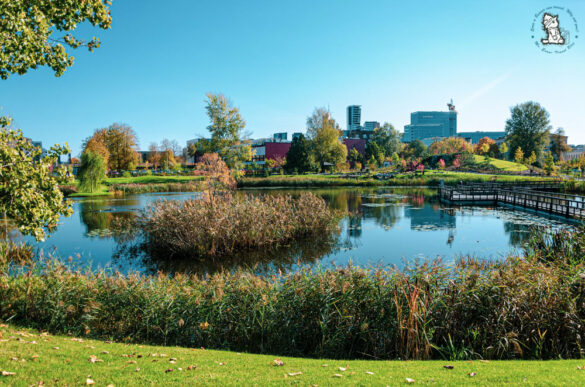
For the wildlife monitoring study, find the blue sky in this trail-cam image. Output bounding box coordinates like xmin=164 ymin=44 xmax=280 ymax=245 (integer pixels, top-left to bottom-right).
xmin=1 ymin=0 xmax=584 ymax=155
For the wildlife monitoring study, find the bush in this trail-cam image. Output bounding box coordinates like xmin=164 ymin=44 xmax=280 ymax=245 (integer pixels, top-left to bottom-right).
xmin=59 ymin=185 xmax=78 ymax=196
xmin=0 ymin=240 xmax=33 ymax=266
xmin=137 ymin=192 xmax=340 ymax=258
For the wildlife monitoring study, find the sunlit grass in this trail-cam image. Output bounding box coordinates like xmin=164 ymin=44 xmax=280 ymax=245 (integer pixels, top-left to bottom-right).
xmin=473 ymin=155 xmax=528 ymax=172
xmin=105 ymin=175 xmax=203 ymax=185
xmin=2 ymin=324 xmax=585 ymax=386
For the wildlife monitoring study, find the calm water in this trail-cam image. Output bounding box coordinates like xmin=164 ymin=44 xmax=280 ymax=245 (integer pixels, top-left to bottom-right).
xmin=9 ymin=187 xmax=569 ymax=275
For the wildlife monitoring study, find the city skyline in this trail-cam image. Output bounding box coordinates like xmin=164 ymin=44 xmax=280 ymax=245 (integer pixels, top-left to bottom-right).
xmin=1 ymin=0 xmax=584 ymax=155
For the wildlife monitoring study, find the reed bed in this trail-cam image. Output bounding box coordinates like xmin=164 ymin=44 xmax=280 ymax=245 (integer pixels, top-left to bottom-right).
xmin=1 ymin=254 xmax=584 ymax=361
xmin=136 ymin=192 xmax=339 ymax=258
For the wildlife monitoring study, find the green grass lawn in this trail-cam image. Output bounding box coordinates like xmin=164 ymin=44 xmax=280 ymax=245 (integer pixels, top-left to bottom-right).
xmin=2 ymin=324 xmax=584 ymax=386
xmin=472 ymin=155 xmax=528 ymax=172
xmin=105 ymin=175 xmax=203 ymax=185
xmin=67 ymin=184 xmax=112 ymax=198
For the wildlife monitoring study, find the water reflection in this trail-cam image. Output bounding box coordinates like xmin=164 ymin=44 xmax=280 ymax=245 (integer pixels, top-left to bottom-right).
xmin=10 ymin=187 xmax=572 ymax=276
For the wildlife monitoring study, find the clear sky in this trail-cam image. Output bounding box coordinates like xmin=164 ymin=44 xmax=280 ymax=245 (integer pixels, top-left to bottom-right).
xmin=1 ymin=0 xmax=584 ymax=155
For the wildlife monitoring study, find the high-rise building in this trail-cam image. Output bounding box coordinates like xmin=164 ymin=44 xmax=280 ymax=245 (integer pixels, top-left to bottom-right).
xmin=403 ymin=101 xmax=457 ymax=143
xmin=364 ymin=121 xmax=380 ymax=131
xmin=347 ymin=105 xmax=361 ymax=131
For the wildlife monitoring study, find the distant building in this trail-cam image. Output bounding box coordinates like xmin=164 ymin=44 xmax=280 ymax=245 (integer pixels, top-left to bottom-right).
xmin=563 ymin=145 xmax=584 ymax=161
xmin=343 ymin=128 xmax=374 ymax=141
xmin=347 ymin=105 xmax=361 ymax=131
xmin=251 ymin=140 xmax=291 ymax=164
xmin=403 ymin=101 xmax=457 ymax=143
xmin=273 ymin=132 xmax=288 ymax=142
xmin=343 ymin=138 xmax=366 ymax=158
xmin=364 ymin=121 xmax=380 ymax=131
xmin=292 ymin=132 xmax=303 ymax=140
xmin=457 ymin=131 xmax=506 ymax=144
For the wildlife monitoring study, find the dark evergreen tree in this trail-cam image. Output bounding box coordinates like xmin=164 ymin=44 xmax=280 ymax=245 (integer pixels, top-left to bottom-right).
xmin=284 ymin=134 xmax=314 ymax=173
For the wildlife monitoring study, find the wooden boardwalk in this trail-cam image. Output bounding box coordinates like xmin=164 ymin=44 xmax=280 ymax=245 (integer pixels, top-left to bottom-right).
xmin=438 ymin=182 xmax=585 ymax=220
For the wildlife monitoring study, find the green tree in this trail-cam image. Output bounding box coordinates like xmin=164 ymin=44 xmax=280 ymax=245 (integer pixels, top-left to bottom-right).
xmin=0 ymin=0 xmax=112 ymax=79
xmin=205 ymin=93 xmax=246 ymax=152
xmin=306 ymin=108 xmax=347 ymax=171
xmin=371 ymin=122 xmax=401 ymax=156
xmin=221 ymin=143 xmax=254 ymax=169
xmin=544 ymin=151 xmax=555 ymax=175
xmin=0 ymin=120 xmax=72 ymax=241
xmin=347 ymin=147 xmax=363 ymax=169
xmin=284 ymin=134 xmax=314 ymax=173
xmin=365 ymin=141 xmax=384 ymax=166
xmin=499 ymin=142 xmax=509 ymax=158
xmin=78 ymin=151 xmax=106 ymax=193
xmin=549 ymin=128 xmax=571 ymax=161
xmin=514 ymin=147 xmax=524 ymax=164
xmin=525 ymin=151 xmax=537 ymax=166
xmin=403 ymin=140 xmax=427 ymax=159
xmin=505 ymin=102 xmax=552 ymax=164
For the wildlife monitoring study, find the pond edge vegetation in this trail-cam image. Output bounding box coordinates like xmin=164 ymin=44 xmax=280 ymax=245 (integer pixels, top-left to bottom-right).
xmin=2 ymin=226 xmax=585 ymax=361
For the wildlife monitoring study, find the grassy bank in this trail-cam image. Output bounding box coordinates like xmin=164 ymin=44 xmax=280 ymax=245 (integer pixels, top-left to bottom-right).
xmin=2 ymin=324 xmax=584 ymax=386
xmin=63 ymin=176 xmax=205 ymax=197
xmin=472 ymin=155 xmax=529 ymax=172
xmin=0 ymin=325 xmax=585 ymax=386
xmin=239 ymin=171 xmax=552 ymax=188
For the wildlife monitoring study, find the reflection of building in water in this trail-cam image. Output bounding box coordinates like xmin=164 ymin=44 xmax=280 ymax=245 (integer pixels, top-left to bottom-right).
xmin=404 ymin=206 xmax=456 ymax=231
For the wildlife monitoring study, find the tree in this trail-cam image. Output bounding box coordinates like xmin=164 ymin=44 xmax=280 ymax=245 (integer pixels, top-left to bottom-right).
xmin=514 ymin=147 xmax=524 ymax=164
xmin=105 ymin=124 xmax=139 ymax=171
xmin=205 ymin=93 xmax=246 ymax=152
xmin=348 ymin=147 xmax=363 ymax=169
xmin=0 ymin=1 xmax=112 ymax=79
xmin=475 ymin=137 xmax=495 ymax=155
xmin=85 ymin=124 xmax=139 ymax=172
xmin=365 ymin=141 xmax=384 ymax=166
xmin=82 ymin=130 xmax=110 ymax=167
xmin=505 ymin=102 xmax=552 ymax=164
xmin=499 ymin=142 xmax=509 ymax=158
xmin=78 ymin=151 xmax=106 ymax=193
xmin=544 ymin=151 xmax=555 ymax=175
xmin=371 ymin=123 xmax=401 ymax=156
xmin=429 ymin=137 xmax=469 ymax=155
xmin=147 ymin=143 xmax=161 ymax=170
xmin=221 ymin=143 xmax=254 ymax=169
xmin=306 ymin=108 xmax=347 ymax=170
xmin=1 ymin=120 xmax=72 ymax=241
xmin=403 ymin=140 xmax=427 ymax=159
xmin=525 ymin=151 xmax=537 ymax=166
xmin=549 ymin=128 xmax=571 ymax=161
xmin=284 ymin=134 xmax=314 ymax=173
xmin=196 ymin=153 xmax=236 ymax=192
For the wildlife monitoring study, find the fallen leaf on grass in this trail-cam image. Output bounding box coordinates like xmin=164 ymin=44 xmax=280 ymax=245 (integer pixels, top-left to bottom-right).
xmin=165 ymin=369 xmax=173 ymax=373
xmin=102 ymin=351 xmax=109 ymax=354
xmin=333 ymin=374 xmax=343 ymax=378
xmin=288 ymin=372 xmax=303 ymax=376
xmin=406 ymin=377 xmax=415 ymax=383
xmin=2 ymin=371 xmax=16 ymax=376
xmin=53 ymin=347 xmax=59 ymax=350
xmin=187 ymin=365 xmax=196 ymax=371
xmin=135 ymin=368 xmax=140 ymax=372
xmin=365 ymin=371 xmax=374 ymax=375
xmin=272 ymin=358 xmax=284 ymax=366
xmin=443 ymin=365 xmax=454 ymax=369
xmin=339 ymin=367 xmax=347 ymax=372
xmin=71 ymin=338 xmax=84 ymax=342
xmin=218 ymin=362 xmax=226 ymax=366
xmin=126 ymin=360 xmax=137 ymax=365
xmin=480 ymin=360 xmax=490 ymax=363
xmin=89 ymin=355 xmax=103 ymax=363
xmin=86 ymin=378 xmax=95 ymax=385
xmin=321 ymin=364 xmax=329 ymax=367
xmin=468 ymin=372 xmax=476 ymax=377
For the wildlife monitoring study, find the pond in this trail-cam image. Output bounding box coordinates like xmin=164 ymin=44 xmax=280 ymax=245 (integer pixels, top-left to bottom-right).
xmin=9 ymin=187 xmax=570 ymax=275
